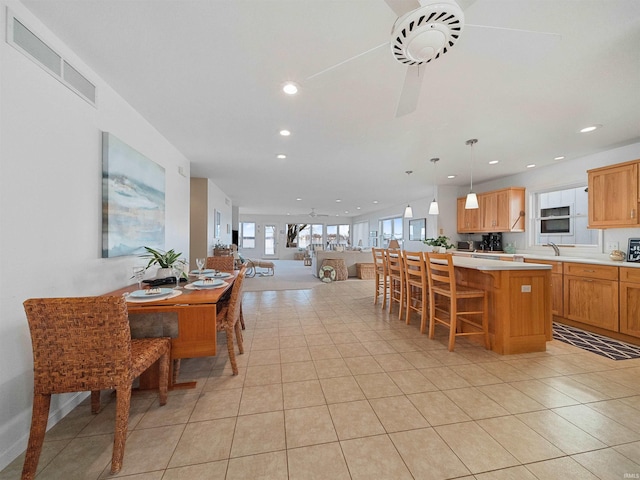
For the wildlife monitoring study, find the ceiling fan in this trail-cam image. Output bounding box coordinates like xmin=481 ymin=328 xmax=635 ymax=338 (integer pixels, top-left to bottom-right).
xmin=308 ymin=208 xmax=329 ymax=218
xmin=307 ymin=0 xmax=559 ymax=117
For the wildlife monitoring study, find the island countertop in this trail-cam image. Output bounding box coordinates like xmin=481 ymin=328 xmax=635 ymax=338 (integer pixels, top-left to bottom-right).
xmin=451 ymin=255 xmax=552 ymax=271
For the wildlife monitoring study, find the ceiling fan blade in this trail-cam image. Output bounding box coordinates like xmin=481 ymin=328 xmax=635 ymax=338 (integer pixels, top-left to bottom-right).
xmin=385 ymin=0 xmax=420 ymax=17
xmin=455 ymin=0 xmax=478 ymax=11
xmin=306 ymin=42 xmax=388 ymax=81
xmin=466 ymin=23 xmax=561 ymax=39
xmin=395 ymin=65 xmax=422 ymax=117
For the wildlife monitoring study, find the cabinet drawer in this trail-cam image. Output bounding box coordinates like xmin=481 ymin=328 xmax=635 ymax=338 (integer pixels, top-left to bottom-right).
xmin=621 ymin=267 xmax=640 ymax=284
xmin=563 ymin=262 xmax=618 ymax=280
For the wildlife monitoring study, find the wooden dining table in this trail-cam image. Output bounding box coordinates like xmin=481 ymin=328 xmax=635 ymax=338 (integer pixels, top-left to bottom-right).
xmin=104 ymin=271 xmax=237 ymax=388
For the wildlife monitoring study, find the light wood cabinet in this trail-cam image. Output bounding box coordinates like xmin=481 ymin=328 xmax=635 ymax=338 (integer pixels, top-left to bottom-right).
xmin=563 ymin=263 xmax=619 ymax=331
xmin=588 ymin=160 xmax=639 ymax=228
xmin=620 ymin=267 xmax=640 ymax=338
xmin=526 ymin=259 xmax=563 ymax=316
xmin=457 ymin=197 xmax=480 ymax=233
xmin=457 ymin=187 xmax=525 ymax=233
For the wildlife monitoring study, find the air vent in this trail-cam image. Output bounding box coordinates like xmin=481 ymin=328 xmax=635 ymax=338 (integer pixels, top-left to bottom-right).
xmin=7 ymin=10 xmax=96 ymax=105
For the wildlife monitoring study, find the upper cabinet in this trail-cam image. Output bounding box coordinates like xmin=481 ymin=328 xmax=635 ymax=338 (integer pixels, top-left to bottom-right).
xmin=588 ymin=159 xmax=640 ymax=228
xmin=457 ymin=187 xmax=525 ymax=233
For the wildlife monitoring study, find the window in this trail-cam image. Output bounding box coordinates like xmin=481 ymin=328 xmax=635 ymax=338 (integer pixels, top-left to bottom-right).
xmin=297 ymin=224 xmax=323 ymax=249
xmin=352 ymin=221 xmax=368 ymax=248
xmin=8 ymin=11 xmax=96 ymax=105
xmin=532 ymin=186 xmax=599 ymax=247
xmin=327 ymin=224 xmax=350 ymax=246
xmin=240 ymin=222 xmax=255 ymax=248
xmin=380 ymin=216 xmax=403 ymax=247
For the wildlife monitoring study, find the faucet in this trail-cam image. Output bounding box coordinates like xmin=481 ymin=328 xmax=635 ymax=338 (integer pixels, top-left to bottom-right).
xmin=545 ymin=242 xmax=560 ymax=256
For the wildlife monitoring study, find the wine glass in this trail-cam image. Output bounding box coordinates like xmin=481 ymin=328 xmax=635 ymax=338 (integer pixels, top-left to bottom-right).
xmin=195 ymin=257 xmax=205 ymax=274
xmin=132 ymin=266 xmax=145 ymax=290
xmin=172 ymin=264 xmax=182 ymax=289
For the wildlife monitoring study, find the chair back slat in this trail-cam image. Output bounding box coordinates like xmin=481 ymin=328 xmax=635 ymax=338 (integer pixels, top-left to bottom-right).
xmin=425 ymin=252 xmax=456 ymax=294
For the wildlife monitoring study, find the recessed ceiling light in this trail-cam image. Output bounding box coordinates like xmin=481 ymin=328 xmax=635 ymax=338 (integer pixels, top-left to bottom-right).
xmin=296 ymin=198 xmax=302 ymax=201
xmin=526 ymin=164 xmax=536 ymax=168
xmin=356 ymin=206 xmax=361 ymax=210
xmin=447 ymin=175 xmax=456 ymax=179
xmin=279 ymin=129 xmax=291 ymax=136
xmin=276 ymin=154 xmax=286 ymax=159
xmin=554 ymin=156 xmax=565 ymax=160
xmin=282 ymin=82 xmax=298 ymax=95
xmin=373 ymin=200 xmax=379 ymax=204
xmin=344 ymin=211 xmax=349 ymax=214
xmin=580 ymin=124 xmax=602 ymax=133
xmin=335 ymin=199 xmax=341 ymax=203
xmin=489 ymin=160 xmax=499 ymax=165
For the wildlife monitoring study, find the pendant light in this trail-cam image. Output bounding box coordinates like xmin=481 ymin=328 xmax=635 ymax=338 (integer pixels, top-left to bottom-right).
xmin=428 ymin=158 xmax=440 ymax=215
xmin=403 ymin=170 xmax=413 ymax=218
xmin=465 ymin=138 xmax=479 ymax=209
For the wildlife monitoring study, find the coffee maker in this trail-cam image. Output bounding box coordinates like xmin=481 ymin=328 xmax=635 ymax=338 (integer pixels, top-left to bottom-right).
xmin=481 ymin=233 xmax=503 ymax=251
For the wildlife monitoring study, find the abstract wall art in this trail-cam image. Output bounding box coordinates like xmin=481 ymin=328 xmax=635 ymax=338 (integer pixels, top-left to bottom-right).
xmin=102 ymin=132 xmax=165 ymax=258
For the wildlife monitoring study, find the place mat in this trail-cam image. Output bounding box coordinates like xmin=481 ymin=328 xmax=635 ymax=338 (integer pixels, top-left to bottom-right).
xmin=553 ymin=322 xmax=640 ymax=361
xmin=185 ymin=281 xmax=229 ymax=290
xmin=126 ymin=289 xmax=182 ymax=303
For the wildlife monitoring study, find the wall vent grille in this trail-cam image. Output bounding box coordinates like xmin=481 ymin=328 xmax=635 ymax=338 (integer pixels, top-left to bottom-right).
xmin=7 ymin=10 xmax=96 ymax=105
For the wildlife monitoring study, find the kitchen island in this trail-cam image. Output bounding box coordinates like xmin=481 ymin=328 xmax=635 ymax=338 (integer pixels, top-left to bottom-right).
xmin=449 ymin=256 xmax=552 ymax=354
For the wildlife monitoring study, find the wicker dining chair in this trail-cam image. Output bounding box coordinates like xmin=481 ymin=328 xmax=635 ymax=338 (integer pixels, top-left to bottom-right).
xmin=21 ymin=296 xmax=171 ymax=478
xmin=216 ymin=266 xmax=247 ymax=375
xmin=206 ymin=255 xmax=235 ymax=271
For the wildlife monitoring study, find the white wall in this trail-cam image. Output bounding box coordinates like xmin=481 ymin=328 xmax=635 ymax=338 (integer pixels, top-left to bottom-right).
xmin=0 ymin=1 xmax=191 ymax=469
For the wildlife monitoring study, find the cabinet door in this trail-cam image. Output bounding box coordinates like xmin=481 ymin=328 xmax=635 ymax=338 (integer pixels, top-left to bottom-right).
xmin=493 ymin=190 xmax=511 ymax=231
xmin=457 ymin=197 xmax=480 ymax=233
xmin=480 ymin=192 xmax=495 ymax=231
xmin=526 ymin=259 xmax=563 ymax=316
xmin=563 ymin=276 xmax=619 ymax=331
xmin=620 ymin=282 xmax=640 ymax=338
xmin=588 ymin=162 xmax=639 ymax=228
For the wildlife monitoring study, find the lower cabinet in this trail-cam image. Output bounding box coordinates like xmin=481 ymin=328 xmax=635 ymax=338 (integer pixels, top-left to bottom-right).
xmin=526 ymin=259 xmax=563 ymax=316
xmin=563 ymin=263 xmax=619 ymax=331
xmin=620 ymin=267 xmax=640 ymax=337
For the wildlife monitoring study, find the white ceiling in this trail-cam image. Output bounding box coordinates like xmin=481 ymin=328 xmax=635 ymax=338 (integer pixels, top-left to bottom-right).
xmin=21 ymin=0 xmax=640 ymax=217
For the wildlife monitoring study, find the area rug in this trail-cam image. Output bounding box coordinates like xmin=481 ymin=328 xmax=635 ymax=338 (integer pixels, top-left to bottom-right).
xmin=243 ymin=260 xmax=324 ymax=292
xmin=553 ymin=322 xmax=640 ymax=361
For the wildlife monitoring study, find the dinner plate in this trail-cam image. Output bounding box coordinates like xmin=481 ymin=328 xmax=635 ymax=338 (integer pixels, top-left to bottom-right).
xmin=193 ymin=279 xmax=224 ymax=288
xmin=130 ymin=288 xmax=174 ymax=298
xmin=203 ymin=272 xmax=232 ymax=279
xmin=190 ymin=269 xmax=214 ymax=274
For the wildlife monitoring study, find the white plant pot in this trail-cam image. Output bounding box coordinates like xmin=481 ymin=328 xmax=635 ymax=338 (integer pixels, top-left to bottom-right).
xmin=156 ymin=267 xmax=173 ymax=279
xmin=438 ymin=246 xmax=446 ymax=253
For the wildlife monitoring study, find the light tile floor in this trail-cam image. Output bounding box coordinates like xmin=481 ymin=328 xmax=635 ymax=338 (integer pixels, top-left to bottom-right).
xmin=3 ymin=280 xmax=640 ymax=479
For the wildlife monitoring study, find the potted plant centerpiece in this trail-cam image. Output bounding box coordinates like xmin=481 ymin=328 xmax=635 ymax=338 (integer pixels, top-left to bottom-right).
xmin=141 ymin=246 xmax=187 ymax=279
xmin=424 ymin=235 xmax=454 ymax=253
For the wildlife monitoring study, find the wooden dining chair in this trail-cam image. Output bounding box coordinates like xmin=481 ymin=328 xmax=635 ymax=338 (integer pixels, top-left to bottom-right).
xmin=387 ymin=248 xmax=405 ymax=320
xmin=216 ymin=266 xmax=247 ymax=375
xmin=403 ymin=251 xmax=429 ymax=332
xmin=372 ymin=247 xmax=389 ymax=308
xmin=424 ymin=252 xmax=489 ymax=351
xmin=206 ymin=255 xmax=235 ymax=271
xmin=21 ymin=296 xmax=171 ymax=478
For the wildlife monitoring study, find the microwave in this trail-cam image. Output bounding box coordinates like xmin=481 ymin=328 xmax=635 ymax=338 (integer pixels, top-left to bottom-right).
xmin=540 ymin=206 xmax=571 ymax=234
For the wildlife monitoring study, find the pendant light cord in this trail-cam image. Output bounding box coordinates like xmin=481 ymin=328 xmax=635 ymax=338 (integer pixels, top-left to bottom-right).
xmin=466 ymin=138 xmax=478 ymax=192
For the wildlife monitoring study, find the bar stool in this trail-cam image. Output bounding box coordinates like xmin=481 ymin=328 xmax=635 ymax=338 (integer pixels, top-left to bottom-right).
xmin=387 ymin=248 xmax=405 ymax=320
xmin=425 ymin=252 xmax=489 ymax=351
xmin=372 ymin=247 xmax=389 ymax=308
xmin=403 ymin=251 xmax=429 ymax=331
